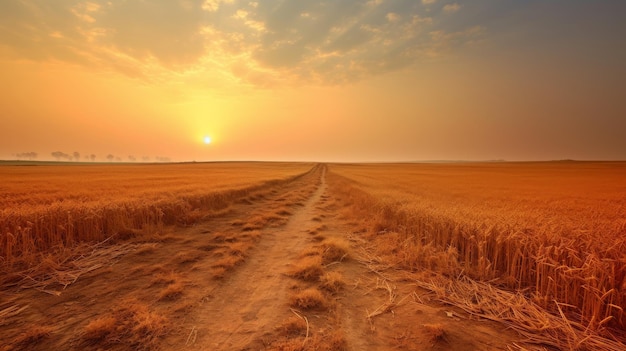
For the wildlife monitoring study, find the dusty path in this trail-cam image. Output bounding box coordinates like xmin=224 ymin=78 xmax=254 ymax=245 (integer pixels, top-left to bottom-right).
xmin=1 ymin=164 xmax=522 ymax=351
xmin=184 ymin=168 xmax=329 ymax=350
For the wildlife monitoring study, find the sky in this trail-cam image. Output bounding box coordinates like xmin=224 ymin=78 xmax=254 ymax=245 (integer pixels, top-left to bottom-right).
xmin=1 ymin=0 xmax=625 ymax=162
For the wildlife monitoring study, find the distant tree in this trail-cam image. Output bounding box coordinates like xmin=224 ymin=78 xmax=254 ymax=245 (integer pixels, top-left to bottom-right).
xmin=51 ymin=151 xmax=69 ymax=161
xmin=106 ymin=154 xmax=114 ymax=162
xmin=128 ymin=155 xmax=136 ymax=162
xmin=90 ymin=154 xmax=96 ymax=162
xmin=73 ymin=151 xmax=80 ymax=161
xmin=155 ymin=156 xmax=171 ymax=162
xmin=15 ymin=152 xmax=37 ymax=160
xmin=142 ymin=156 xmax=150 ymax=162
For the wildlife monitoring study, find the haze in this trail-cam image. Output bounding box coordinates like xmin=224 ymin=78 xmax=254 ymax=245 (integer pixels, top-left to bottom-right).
xmin=1 ymin=0 xmax=625 ymax=162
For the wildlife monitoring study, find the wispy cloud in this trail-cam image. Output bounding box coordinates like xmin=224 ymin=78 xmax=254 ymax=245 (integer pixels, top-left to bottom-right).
xmin=0 ymin=0 xmax=485 ymax=86
xmin=443 ymin=3 xmax=461 ymax=13
xmin=202 ymin=0 xmax=234 ymax=12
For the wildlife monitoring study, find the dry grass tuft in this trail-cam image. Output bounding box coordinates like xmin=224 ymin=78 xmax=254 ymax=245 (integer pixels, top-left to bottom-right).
xmin=82 ymin=300 xmax=167 ymax=350
xmin=298 ymin=247 xmax=321 ymax=257
xmin=211 ymin=255 xmax=245 ymax=271
xmin=318 ymin=330 xmax=348 ymax=351
xmin=320 ymin=238 xmax=350 ymax=264
xmin=277 ymin=316 xmax=307 ymax=337
xmin=227 ymin=241 xmax=251 ymax=256
xmin=83 ymin=316 xmax=117 ymax=341
xmin=290 ymin=288 xmax=327 ymax=310
xmin=158 ymin=280 xmax=185 ymax=301
xmin=288 ymin=256 xmax=324 ymax=282
xmin=171 ymin=250 xmax=204 ymax=265
xmin=320 ymin=271 xmax=345 ymax=294
xmin=423 ymin=323 xmax=446 ymax=344
xmin=10 ymin=325 xmax=54 ymax=349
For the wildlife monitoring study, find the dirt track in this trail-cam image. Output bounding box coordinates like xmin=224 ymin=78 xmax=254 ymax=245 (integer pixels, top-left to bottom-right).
xmin=0 ymin=165 xmax=519 ymax=350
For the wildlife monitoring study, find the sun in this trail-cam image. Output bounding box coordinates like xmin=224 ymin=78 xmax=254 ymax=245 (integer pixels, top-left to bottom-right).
xmin=203 ymin=136 xmax=212 ymax=144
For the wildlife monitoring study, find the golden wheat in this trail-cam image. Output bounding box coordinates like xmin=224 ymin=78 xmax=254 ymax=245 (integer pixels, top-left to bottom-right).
xmin=0 ymin=162 xmax=314 ymax=265
xmin=328 ymin=162 xmax=626 ymax=338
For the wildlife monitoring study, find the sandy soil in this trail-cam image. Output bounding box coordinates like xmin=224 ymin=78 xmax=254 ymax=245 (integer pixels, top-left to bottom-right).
xmin=0 ymin=165 xmax=520 ymax=350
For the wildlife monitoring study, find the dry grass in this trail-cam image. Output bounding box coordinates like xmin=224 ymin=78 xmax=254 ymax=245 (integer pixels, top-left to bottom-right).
xmin=298 ymin=247 xmax=322 ymax=257
xmin=82 ymin=300 xmax=167 ymax=350
xmin=134 ymin=243 xmax=159 ymax=255
xmin=320 ymin=238 xmax=350 ymax=264
xmin=267 ymin=331 xmax=346 ymax=351
xmin=211 ymin=255 xmax=245 ymax=271
xmin=316 ymin=331 xmax=347 ymax=351
xmin=422 ymin=323 xmax=446 ymax=344
xmin=266 ymin=339 xmax=306 ymax=351
xmin=227 ymin=241 xmax=252 ymax=256
xmin=319 ymin=271 xmax=345 ymax=294
xmin=158 ymin=280 xmax=185 ymax=301
xmin=290 ymin=288 xmax=328 ymax=310
xmin=170 ymin=250 xmax=205 ymax=266
xmin=8 ymin=325 xmax=54 ymax=350
xmin=277 ymin=316 xmax=308 ymax=337
xmin=288 ymin=256 xmax=324 ymax=282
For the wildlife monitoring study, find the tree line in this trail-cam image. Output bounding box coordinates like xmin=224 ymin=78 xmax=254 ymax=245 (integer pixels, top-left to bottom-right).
xmin=13 ymin=151 xmax=171 ymax=163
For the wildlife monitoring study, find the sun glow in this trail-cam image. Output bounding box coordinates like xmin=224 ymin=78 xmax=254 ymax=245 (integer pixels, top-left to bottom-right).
xmin=203 ymin=136 xmax=212 ymax=144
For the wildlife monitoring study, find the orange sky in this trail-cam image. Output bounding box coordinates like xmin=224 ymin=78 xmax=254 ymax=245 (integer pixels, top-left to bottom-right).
xmin=1 ymin=1 xmax=625 ymax=162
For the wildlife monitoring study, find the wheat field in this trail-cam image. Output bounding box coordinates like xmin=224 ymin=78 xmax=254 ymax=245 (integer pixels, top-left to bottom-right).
xmin=1 ymin=161 xmax=625 ymax=350
xmin=328 ymin=162 xmax=626 ymax=340
xmin=0 ymin=162 xmax=313 ymax=266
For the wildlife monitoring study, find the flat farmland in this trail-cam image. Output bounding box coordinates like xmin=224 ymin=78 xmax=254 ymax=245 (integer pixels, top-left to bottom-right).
xmin=328 ymin=162 xmax=626 ymax=349
xmin=1 ymin=162 xmax=625 ymax=351
xmin=0 ymin=162 xmax=313 ymax=263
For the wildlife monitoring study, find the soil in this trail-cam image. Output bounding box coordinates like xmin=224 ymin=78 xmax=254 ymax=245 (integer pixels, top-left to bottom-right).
xmin=0 ymin=165 xmax=520 ymax=350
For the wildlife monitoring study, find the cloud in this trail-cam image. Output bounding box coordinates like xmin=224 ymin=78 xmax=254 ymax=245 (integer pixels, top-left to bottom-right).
xmin=443 ymin=3 xmax=461 ymax=13
xmin=202 ymin=0 xmax=234 ymax=12
xmin=386 ymin=13 xmax=400 ymax=23
xmin=0 ymin=0 xmax=486 ymax=87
